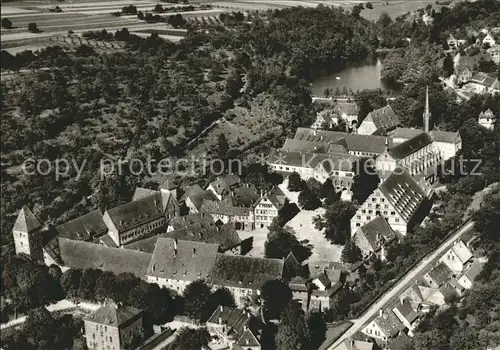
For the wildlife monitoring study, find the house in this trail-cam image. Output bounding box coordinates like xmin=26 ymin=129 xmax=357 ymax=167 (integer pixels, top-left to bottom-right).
xmin=350 ymin=167 xmax=431 ymax=236
xmin=207 ymin=174 xmax=242 ymax=201
xmin=289 ymin=276 xmax=310 ymax=310
xmin=233 ymin=328 xmax=262 ymax=350
xmin=357 ymin=105 xmax=401 ymax=136
xmin=457 ymin=262 xmax=484 ymax=290
xmin=389 ymin=128 xmax=424 ymax=146
xmin=184 ymin=184 xmax=219 ymax=213
xmin=429 ymin=130 xmax=462 ymax=160
xmin=54 ymin=210 xmax=107 ymax=242
xmin=375 ymin=133 xmax=441 ymax=181
xmin=206 ymin=305 xmax=259 ymax=349
xmin=478 ymin=109 xmax=497 ymax=130
xmin=464 ymin=73 xmax=500 ymax=94
xmin=334 ymin=102 xmax=359 ymax=128
xmin=483 ymin=32 xmax=497 ymax=47
xmin=456 ymin=66 xmax=473 ymax=84
xmin=84 ymin=303 xmax=143 ymax=350
xmin=210 ymin=254 xmax=284 ymax=307
xmin=399 ymin=285 xmax=424 ymax=311
xmin=392 ymin=299 xmax=419 ymax=333
xmin=254 ymin=186 xmax=288 ymax=229
xmin=422 ymin=13 xmax=433 ymax=26
xmin=447 ymin=34 xmax=466 ymax=49
xmin=423 ymin=262 xmax=453 ymax=288
xmin=146 ymin=238 xmax=219 ymax=293
xmin=352 ymin=216 xmax=396 ymax=261
xmin=334 ymin=338 xmax=374 ymax=350
xmin=361 ymin=309 xmax=405 ymax=341
xmin=103 ymin=193 xmax=167 ymax=246
xmin=438 ymin=240 xmax=473 ymax=273
xmin=200 ymin=196 xmax=254 ymax=230
xmin=12 ymin=206 xmax=44 ymax=261
xmin=490 ymin=44 xmax=500 ymax=64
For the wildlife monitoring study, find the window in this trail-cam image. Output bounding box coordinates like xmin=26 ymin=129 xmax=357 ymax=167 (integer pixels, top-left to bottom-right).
xmin=391 ymin=211 xmax=396 ymax=216
xmin=372 ymin=198 xmax=376 ymax=202
xmin=362 ymin=209 xmax=366 ymax=214
xmin=383 ymin=211 xmax=387 ymax=215
xmin=367 ymin=216 xmax=371 ymax=221
xmin=395 ymin=218 xmax=400 ymax=223
xmin=368 ymin=210 xmax=373 ymax=214
xmin=356 ymin=223 xmax=361 ymax=227
xmin=384 ymin=205 xmax=389 ymax=209
xmin=357 ymin=215 xmax=361 ymax=220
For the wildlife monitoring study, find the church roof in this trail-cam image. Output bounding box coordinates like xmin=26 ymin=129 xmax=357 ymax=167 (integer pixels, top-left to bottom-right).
xmin=379 ymin=167 xmax=426 ymax=222
xmin=364 ymin=105 xmax=401 ymax=132
xmin=429 ymin=130 xmax=460 ymax=143
xmin=388 ymin=133 xmax=433 ymax=160
xmin=13 ymin=206 xmax=42 ymax=233
xmin=54 ymin=210 xmax=107 ymax=241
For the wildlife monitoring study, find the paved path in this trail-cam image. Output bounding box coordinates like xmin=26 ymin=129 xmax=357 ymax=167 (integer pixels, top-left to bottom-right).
xmin=328 ymin=221 xmax=475 ymax=349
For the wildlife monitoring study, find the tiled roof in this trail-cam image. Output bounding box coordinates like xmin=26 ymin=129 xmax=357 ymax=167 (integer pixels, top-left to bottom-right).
xmin=209 ymin=175 xmax=241 ymax=196
xmin=327 ymin=143 xmax=349 ymax=154
xmin=105 ymin=193 xmax=164 ymax=232
xmin=428 ymin=262 xmax=453 ymax=286
xmin=57 ymin=238 xmax=152 ymax=277
xmin=159 ymin=179 xmax=178 ymax=191
xmin=200 ymin=197 xmax=251 ymax=216
xmin=393 ymin=299 xmax=418 ymax=324
xmin=206 ymin=306 xmax=252 ymax=336
xmin=334 ymin=102 xmax=359 ymax=116
xmin=479 ymin=109 xmax=496 ymax=118
xmin=354 ymin=216 xmax=396 ymax=251
xmin=379 ymin=167 xmax=426 ymax=222
xmin=268 ymin=149 xmax=356 ymax=172
xmin=84 ymin=304 xmax=142 ymax=327
xmin=99 ymin=234 xmax=118 ymax=248
xmin=132 ymin=187 xmax=158 ymax=201
xmin=429 ymin=130 xmax=460 ymax=143
xmin=13 ymin=206 xmax=42 ymax=233
xmin=55 ymin=210 xmax=107 ymax=241
xmin=470 ymin=73 xmax=499 ymax=88
xmin=364 ymin=105 xmax=401 ymax=132
xmin=336 ymin=338 xmax=374 ymax=350
xmin=282 ymin=138 xmax=330 ymax=153
xmin=254 ymin=186 xmax=288 ymax=211
xmin=236 ymin=328 xmax=261 ymax=348
xmin=165 ymin=224 xmax=242 ymax=252
xmin=170 ymin=213 xmax=215 ymax=231
xmin=210 ymin=255 xmax=284 ymax=290
xmin=388 ymin=132 xmax=433 ymax=160
xmin=289 ymin=276 xmax=309 ymax=292
xmin=390 ymin=128 xmax=424 ymax=141
xmin=315 ymin=273 xmax=332 ymax=288
xmin=185 ymin=184 xmax=218 ymax=210
xmin=231 ymin=185 xmax=260 ymax=207
xmin=147 ymin=238 xmax=218 ymax=281
xmin=450 ymin=241 xmax=473 ymax=263
xmin=439 ymin=282 xmax=459 ymax=300
xmin=372 ymin=310 xmax=405 ymax=337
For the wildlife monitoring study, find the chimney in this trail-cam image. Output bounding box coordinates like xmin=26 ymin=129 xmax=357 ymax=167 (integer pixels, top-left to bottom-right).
xmin=244 ymin=325 xmax=247 ymax=331
xmin=220 ymin=305 xmax=223 ymax=312
xmin=192 ymin=247 xmax=196 ymax=257
xmin=174 ymin=238 xmax=178 ymax=250
xmin=219 ymin=317 xmax=222 ymax=324
xmin=379 ymin=309 xmax=383 ymax=317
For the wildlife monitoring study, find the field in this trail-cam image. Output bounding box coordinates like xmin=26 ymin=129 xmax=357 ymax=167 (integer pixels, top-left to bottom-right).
xmin=1 ymin=0 xmax=439 ymax=54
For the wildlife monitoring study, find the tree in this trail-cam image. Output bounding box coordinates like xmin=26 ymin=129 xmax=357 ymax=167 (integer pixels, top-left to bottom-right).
xmin=24 ymin=307 xmax=56 ymax=347
xmin=261 ymin=279 xmax=293 ymax=320
xmin=307 ymin=312 xmax=327 ymax=349
xmin=314 ymin=201 xmax=357 ymax=244
xmin=288 ymin=172 xmax=304 ymax=192
xmin=171 ymin=327 xmax=211 ymax=350
xmin=265 ymin=224 xmax=311 ymax=262
xmin=28 ymin=22 xmax=38 ymax=33
xmin=351 ymin=158 xmax=380 ymax=204
xmin=412 ymin=329 xmax=448 ymax=350
xmin=443 ymin=53 xmax=454 ymax=77
xmin=298 ymin=185 xmax=321 ymax=210
xmin=276 ymin=301 xmax=309 ymax=350
xmin=183 ymin=280 xmax=212 ymax=322
xmin=341 ymin=241 xmax=363 ymax=263
xmin=215 ymin=133 xmax=229 ymax=159
xmin=2 ymin=18 xmax=12 ymax=29
xmin=209 ymin=287 xmax=236 ymax=309
xmin=366 ymin=2 xmax=373 ymax=9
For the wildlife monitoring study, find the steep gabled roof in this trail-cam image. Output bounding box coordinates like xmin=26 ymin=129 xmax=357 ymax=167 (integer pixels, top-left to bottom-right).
xmin=388 ymin=132 xmax=433 ymax=160
xmin=236 ymin=328 xmax=261 ymax=348
xmin=185 ymin=184 xmax=218 ymax=210
xmin=354 ymin=216 xmax=396 ymax=251
xmin=55 ymin=210 xmax=107 ymax=241
xmin=57 ymin=238 xmax=151 ymax=277
xmin=147 ymin=238 xmax=219 ymax=281
xmin=105 ymin=193 xmax=164 ymax=232
xmin=379 ymin=167 xmax=427 ymax=222
xmin=429 ymin=130 xmax=460 ymax=143
xmin=13 ymin=206 xmax=42 ymax=233
xmin=282 ymin=138 xmax=330 ymax=153
xmin=393 ymin=299 xmax=418 ymax=324
xmin=84 ymin=304 xmax=142 ymax=327
xmin=334 ymin=102 xmax=359 ymax=116
xmin=210 ymin=255 xmax=284 ymax=290
xmin=206 ymin=306 xmax=253 ymax=337
xmin=372 ymin=310 xmax=405 ymax=337
xmin=132 ymin=187 xmax=159 ymax=201
xmin=208 ymin=174 xmax=242 ymax=196
xmin=463 ymin=262 xmax=484 ymax=282
xmin=428 ymin=262 xmax=453 ymax=287
xmin=364 ymin=105 xmax=401 ymax=132
xmin=390 ymin=128 xmax=425 ymax=141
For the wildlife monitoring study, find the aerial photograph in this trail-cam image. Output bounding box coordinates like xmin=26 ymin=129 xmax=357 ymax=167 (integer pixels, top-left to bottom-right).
xmin=1 ymin=0 xmax=499 ymax=349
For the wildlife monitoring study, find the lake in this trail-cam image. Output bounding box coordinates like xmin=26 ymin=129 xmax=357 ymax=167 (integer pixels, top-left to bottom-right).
xmin=310 ymin=59 xmax=391 ymax=97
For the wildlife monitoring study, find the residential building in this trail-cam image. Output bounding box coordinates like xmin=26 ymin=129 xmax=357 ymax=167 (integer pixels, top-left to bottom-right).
xmin=422 ymin=13 xmax=433 ymax=26
xmin=490 ymin=44 xmax=500 ymax=64
xmin=253 ymin=186 xmax=288 ymax=229
xmin=423 ymin=262 xmax=453 ymax=288
xmin=361 ymin=309 xmax=405 ymax=342
xmin=357 ymin=105 xmax=401 ymax=136
xmin=447 ymin=34 xmax=466 ymax=49
xmin=350 ymin=167 xmax=431 ymax=236
xmin=12 ymin=206 xmax=44 ymax=261
xmin=233 ymin=328 xmax=262 ymax=350
xmin=184 ymin=184 xmax=219 ymax=213
xmin=103 ymin=193 xmax=167 ymax=246
xmin=478 ymin=109 xmax=497 ymax=130
xmin=207 ymin=174 xmax=242 ymax=201
xmin=464 ymin=73 xmax=500 ymax=94
xmin=457 ymin=262 xmax=484 ymax=290
xmin=391 ymin=299 xmax=419 ymax=333
xmin=389 ymin=128 xmax=424 ymax=146
xmin=438 ymin=240 xmax=473 ymax=273
xmin=84 ymin=303 xmax=143 ymax=350
xmin=210 ymin=254 xmax=284 ymax=307
xmin=206 ymin=305 xmax=261 ymax=350
xmin=456 ymin=66 xmax=473 ymax=84
xmin=334 ymin=338 xmax=374 ymax=350
xmin=352 ymin=216 xmax=396 ymax=261
xmin=146 ymin=238 xmax=219 ymax=293
xmin=54 ymin=209 xmax=108 ymax=242
xmin=483 ymin=32 xmax=497 ymax=47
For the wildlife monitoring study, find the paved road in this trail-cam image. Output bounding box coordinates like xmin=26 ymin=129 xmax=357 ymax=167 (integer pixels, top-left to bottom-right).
xmin=328 ymin=221 xmax=475 ymax=349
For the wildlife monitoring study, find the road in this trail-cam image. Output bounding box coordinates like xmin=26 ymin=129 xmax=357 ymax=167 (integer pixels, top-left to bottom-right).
xmin=328 ymin=221 xmax=475 ymax=349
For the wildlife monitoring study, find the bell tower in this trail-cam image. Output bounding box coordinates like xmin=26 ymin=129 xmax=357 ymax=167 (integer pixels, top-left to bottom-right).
xmin=12 ymin=206 xmax=43 ymax=261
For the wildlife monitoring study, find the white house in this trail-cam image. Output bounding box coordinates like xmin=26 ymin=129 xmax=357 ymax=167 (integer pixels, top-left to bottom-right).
xmin=457 ymin=262 xmax=484 ymax=290
xmin=357 ymin=105 xmax=401 ymax=136
xmin=361 ymin=309 xmax=405 ymax=342
xmin=429 ymin=131 xmax=462 ymax=161
xmin=438 ymin=240 xmax=473 ymax=273
xmin=478 ymin=109 xmax=497 ymax=130
xmin=482 ymin=32 xmax=496 ymax=47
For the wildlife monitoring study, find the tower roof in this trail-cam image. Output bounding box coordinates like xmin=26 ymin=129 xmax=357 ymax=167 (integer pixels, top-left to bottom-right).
xmin=13 ymin=206 xmax=42 ymax=233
